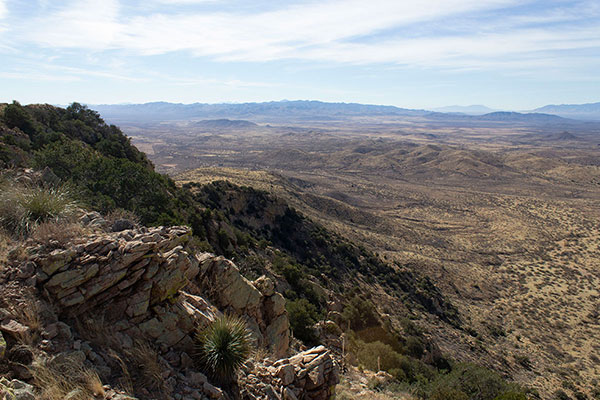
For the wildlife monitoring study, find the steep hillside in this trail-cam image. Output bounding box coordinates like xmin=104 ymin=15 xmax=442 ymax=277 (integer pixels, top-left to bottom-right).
xmin=0 ymin=102 xmax=534 ymax=400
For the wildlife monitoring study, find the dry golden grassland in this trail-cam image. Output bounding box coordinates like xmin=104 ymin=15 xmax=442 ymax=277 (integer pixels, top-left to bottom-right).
xmin=176 ymin=154 xmax=600 ymax=396
xmin=127 ymin=116 xmax=600 ymax=396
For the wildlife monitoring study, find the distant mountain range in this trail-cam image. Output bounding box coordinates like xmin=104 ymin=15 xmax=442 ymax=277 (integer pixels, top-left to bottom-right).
xmin=90 ymin=100 xmax=429 ymax=123
xmin=194 ymin=119 xmax=258 ymax=129
xmin=431 ymin=105 xmax=497 ymax=115
xmin=88 ymin=100 xmax=596 ymax=125
xmin=530 ymin=102 xmax=600 ymax=121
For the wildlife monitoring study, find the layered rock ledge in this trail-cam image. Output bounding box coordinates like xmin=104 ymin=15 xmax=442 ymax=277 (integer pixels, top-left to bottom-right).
xmin=1 ymin=220 xmax=336 ymax=399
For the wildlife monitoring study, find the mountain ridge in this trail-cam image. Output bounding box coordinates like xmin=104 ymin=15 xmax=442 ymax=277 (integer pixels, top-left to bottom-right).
xmin=530 ymin=101 xmax=600 ymax=120
xmin=89 ymin=100 xmax=583 ymax=125
xmin=431 ymin=104 xmax=497 ymax=115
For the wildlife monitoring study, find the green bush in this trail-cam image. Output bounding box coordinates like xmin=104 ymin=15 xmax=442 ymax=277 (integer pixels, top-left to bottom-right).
xmin=195 ymin=316 xmax=252 ymax=386
xmin=350 ymin=337 xmax=435 ymax=384
xmin=3 ymin=101 xmax=38 ymax=137
xmin=494 ymin=392 xmax=528 ymax=400
xmin=0 ymin=183 xmax=77 ymax=236
xmin=342 ymin=295 xmax=379 ymax=331
xmin=430 ymin=387 xmax=469 ymax=400
xmin=286 ymin=298 xmax=320 ymax=346
xmin=555 ymin=390 xmax=572 ymax=400
xmin=405 ymin=336 xmax=425 ymax=358
xmin=429 ymin=363 xmax=526 ymax=400
xmin=354 ymin=340 xmax=403 ymax=372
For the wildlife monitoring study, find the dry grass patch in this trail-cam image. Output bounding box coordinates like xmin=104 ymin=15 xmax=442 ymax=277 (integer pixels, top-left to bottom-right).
xmin=0 ymin=229 xmax=11 ymax=268
xmin=104 ymin=208 xmax=140 ymax=229
xmin=107 ymin=349 xmax=134 ymax=396
xmin=76 ymin=317 xmax=165 ymax=396
xmin=31 ymin=220 xmax=89 ymax=247
xmin=30 ymin=353 xmax=105 ymax=400
xmin=124 ymin=340 xmax=166 ymax=394
xmin=6 ymin=296 xmax=44 ymax=346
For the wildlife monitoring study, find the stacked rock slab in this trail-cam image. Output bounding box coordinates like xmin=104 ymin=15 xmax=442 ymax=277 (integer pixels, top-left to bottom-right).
xmin=26 ymin=226 xmax=213 ymax=352
xmin=12 ymin=224 xmax=289 ymax=357
xmin=242 ymin=346 xmax=339 ymax=400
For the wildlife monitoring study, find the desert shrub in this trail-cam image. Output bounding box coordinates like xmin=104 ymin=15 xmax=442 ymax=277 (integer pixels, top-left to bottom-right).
xmin=350 ymin=337 xmax=435 ymax=384
xmin=354 ymin=340 xmax=403 ymax=372
xmin=494 ymin=392 xmax=528 ymax=400
xmin=405 ymin=336 xmax=425 ymax=358
xmin=574 ymin=392 xmax=588 ymax=400
xmin=286 ymin=298 xmax=320 ymax=346
xmin=342 ymin=295 xmax=379 ymax=331
xmin=429 ymin=363 xmax=526 ymax=400
xmin=104 ymin=208 xmax=141 ymax=228
xmin=3 ymin=101 xmax=38 ymax=138
xmin=195 ymin=315 xmax=252 ymax=386
xmin=555 ymin=390 xmax=572 ymax=400
xmin=31 ymin=220 xmax=87 ymax=247
xmin=0 ymin=183 xmax=77 ymax=237
xmin=430 ymin=387 xmax=469 ymax=400
xmin=515 ymin=354 xmax=531 ymax=370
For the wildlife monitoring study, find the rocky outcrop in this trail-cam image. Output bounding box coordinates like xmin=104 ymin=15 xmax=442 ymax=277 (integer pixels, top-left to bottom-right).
xmin=11 ymin=225 xmax=213 ymax=353
xmin=241 ymin=346 xmax=339 ymax=400
xmin=1 ymin=221 xmax=337 ymax=400
xmin=191 ymin=255 xmax=290 ymax=358
xmin=32 ymin=225 xmax=196 ymax=315
xmin=10 ymin=225 xmax=290 ymax=357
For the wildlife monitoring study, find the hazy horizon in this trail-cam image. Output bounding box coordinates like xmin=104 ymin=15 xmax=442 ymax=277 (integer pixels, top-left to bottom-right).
xmin=6 ymin=99 xmax=599 ymax=114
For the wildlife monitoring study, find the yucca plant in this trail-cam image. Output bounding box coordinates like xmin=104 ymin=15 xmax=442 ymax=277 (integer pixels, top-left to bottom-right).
xmin=0 ymin=183 xmax=78 ymax=237
xmin=195 ymin=315 xmax=253 ymax=386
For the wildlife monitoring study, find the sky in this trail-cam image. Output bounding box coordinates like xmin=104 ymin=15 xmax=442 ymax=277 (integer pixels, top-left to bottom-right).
xmin=0 ymin=0 xmax=599 ymax=110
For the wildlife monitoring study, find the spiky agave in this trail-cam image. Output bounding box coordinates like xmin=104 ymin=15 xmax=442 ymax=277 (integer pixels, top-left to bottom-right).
xmin=0 ymin=183 xmax=78 ymax=237
xmin=195 ymin=315 xmax=253 ymax=386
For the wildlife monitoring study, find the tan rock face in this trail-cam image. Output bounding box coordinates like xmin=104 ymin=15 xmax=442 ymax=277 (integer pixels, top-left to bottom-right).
xmin=192 ymin=255 xmax=290 ymax=358
xmin=32 ymin=226 xmax=198 ymax=315
xmin=17 ymin=226 xmax=212 ymax=352
xmin=13 ymin=226 xmax=289 ymax=357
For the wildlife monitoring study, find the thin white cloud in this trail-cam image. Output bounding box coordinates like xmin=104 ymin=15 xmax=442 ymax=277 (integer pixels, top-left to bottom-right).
xmin=22 ymin=0 xmax=522 ymax=52
xmin=288 ymin=26 xmax=600 ymax=67
xmin=0 ymin=0 xmax=7 ymax=37
xmin=0 ymin=70 xmax=82 ymax=82
xmin=10 ymin=0 xmax=600 ymax=74
xmin=25 ymin=0 xmax=122 ymax=50
xmin=152 ymin=0 xmax=221 ymax=3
